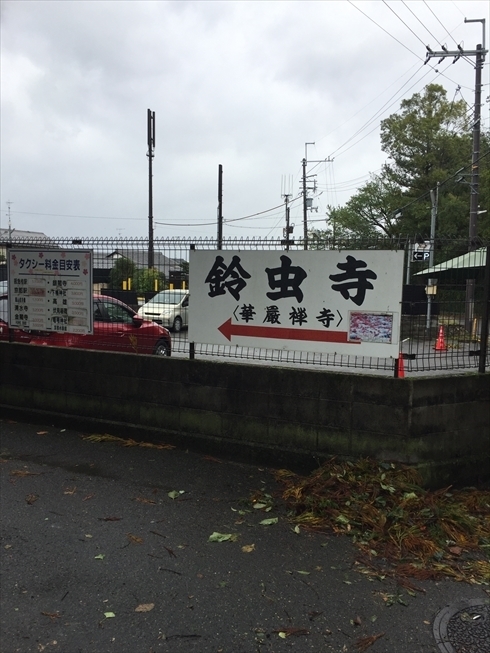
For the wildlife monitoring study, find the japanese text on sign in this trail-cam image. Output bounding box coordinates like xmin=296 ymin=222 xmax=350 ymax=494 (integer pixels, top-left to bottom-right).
xmin=8 ymin=249 xmax=93 ymax=334
xmin=189 ymin=250 xmax=404 ymax=357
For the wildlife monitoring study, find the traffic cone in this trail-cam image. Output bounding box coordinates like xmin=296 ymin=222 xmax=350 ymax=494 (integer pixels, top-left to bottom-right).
xmin=434 ymin=325 xmax=447 ymax=351
xmin=397 ymin=352 xmax=405 ymax=378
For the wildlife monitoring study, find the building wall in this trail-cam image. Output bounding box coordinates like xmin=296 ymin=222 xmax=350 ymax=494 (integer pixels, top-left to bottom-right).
xmin=1 ymin=342 xmax=488 ymax=487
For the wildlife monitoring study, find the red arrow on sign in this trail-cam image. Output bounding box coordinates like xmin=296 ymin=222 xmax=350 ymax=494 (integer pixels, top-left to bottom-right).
xmin=218 ymin=318 xmax=360 ymax=344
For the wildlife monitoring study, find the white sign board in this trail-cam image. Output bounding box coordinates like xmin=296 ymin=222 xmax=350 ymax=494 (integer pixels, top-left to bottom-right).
xmin=412 ymin=241 xmax=431 ymax=262
xmin=8 ymin=249 xmax=93 ymax=334
xmin=189 ymin=250 xmax=404 ymax=358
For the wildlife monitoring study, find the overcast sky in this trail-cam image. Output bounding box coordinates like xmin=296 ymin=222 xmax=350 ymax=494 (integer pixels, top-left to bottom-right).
xmin=1 ymin=0 xmax=488 ymax=241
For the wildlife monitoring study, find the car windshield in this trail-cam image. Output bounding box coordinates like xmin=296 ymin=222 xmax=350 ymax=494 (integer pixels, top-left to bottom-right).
xmin=148 ymin=291 xmax=187 ymax=305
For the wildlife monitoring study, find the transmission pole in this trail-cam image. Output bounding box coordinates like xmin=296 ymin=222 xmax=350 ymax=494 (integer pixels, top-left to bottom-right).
xmin=6 ymin=201 xmax=13 ymax=243
xmin=424 ymin=18 xmax=487 ymax=330
xmin=217 ymin=164 xmax=223 ymax=250
xmin=147 ymin=109 xmax=155 ymax=269
xmin=302 ymin=143 xmax=332 ymax=250
xmin=425 ymin=19 xmax=487 ymax=247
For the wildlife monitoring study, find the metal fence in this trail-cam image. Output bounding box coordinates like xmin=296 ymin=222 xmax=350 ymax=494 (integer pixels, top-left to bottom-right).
xmin=1 ymin=235 xmax=489 ymax=375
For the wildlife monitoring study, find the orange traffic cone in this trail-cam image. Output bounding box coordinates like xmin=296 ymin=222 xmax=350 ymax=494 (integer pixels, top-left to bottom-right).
xmin=396 ymin=352 xmax=405 ymax=378
xmin=434 ymin=325 xmax=447 ymax=351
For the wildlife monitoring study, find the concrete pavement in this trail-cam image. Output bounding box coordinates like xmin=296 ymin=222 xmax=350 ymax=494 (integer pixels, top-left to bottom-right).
xmin=1 ymin=416 xmax=488 ymax=653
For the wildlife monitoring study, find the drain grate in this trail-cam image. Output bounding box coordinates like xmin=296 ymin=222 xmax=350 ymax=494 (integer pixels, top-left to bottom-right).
xmin=433 ymin=599 xmax=490 ymax=653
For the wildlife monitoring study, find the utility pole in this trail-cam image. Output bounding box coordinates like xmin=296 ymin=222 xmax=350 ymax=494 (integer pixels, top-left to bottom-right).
xmin=283 ymin=193 xmax=292 ymax=252
xmin=6 ymin=201 xmax=13 ymax=243
xmin=426 ymin=184 xmax=439 ymax=329
xmin=281 ymin=175 xmax=294 ymax=251
xmin=147 ymin=109 xmax=155 ymax=269
xmin=425 ymin=18 xmax=487 ymax=330
xmin=302 ymin=143 xmax=332 ymax=250
xmin=217 ymin=164 xmax=223 ymax=250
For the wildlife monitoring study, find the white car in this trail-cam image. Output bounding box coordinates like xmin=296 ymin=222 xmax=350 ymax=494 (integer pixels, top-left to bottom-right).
xmin=138 ymin=289 xmax=189 ymax=332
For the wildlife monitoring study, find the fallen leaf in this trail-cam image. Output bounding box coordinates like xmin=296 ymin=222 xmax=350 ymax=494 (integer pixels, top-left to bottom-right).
xmin=82 ymin=494 xmax=95 ymax=501
xmin=26 ymin=494 xmax=39 ymax=505
xmin=41 ymin=611 xmax=60 ymax=621
xmin=260 ymin=517 xmax=278 ymax=526
xmin=94 ymin=554 xmax=105 ymax=560
xmin=83 ymin=433 xmax=175 ymax=449
xmin=208 ymin=532 xmax=237 ymax=542
xmin=449 ymin=546 xmax=462 ymax=556
xmin=134 ymin=496 xmax=156 ymax=504
xmin=127 ymin=533 xmax=144 ymax=545
xmin=10 ymin=469 xmax=40 ymax=477
xmin=242 ymin=544 xmax=255 ymax=553
xmin=37 ymin=431 xmax=48 ymax=435
xmin=168 ymin=490 xmax=185 ymax=500
xmin=64 ymin=487 xmax=77 ymax=495
xmin=253 ymin=502 xmax=267 ymax=510
xmin=104 ymin=612 xmax=116 ymax=618
xmin=355 ymin=633 xmax=385 ymax=652
xmin=135 ymin=603 xmax=154 ymax=612
xmin=296 ymin=570 xmax=310 ymax=575
xmin=273 ymin=628 xmax=309 ymax=638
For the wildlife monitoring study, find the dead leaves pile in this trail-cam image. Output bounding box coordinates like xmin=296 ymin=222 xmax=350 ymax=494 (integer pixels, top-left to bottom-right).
xmin=274 ymin=458 xmax=490 ymax=585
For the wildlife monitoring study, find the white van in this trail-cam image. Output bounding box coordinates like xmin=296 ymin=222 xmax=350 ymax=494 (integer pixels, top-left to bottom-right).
xmin=137 ymin=289 xmax=189 ymax=332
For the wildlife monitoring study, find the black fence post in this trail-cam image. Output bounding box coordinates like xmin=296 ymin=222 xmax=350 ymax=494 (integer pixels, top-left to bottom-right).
xmin=478 ymin=245 xmax=490 ymax=374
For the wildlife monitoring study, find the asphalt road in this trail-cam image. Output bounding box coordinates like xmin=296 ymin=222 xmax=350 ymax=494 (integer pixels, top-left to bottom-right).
xmin=1 ymin=417 xmax=488 ymax=653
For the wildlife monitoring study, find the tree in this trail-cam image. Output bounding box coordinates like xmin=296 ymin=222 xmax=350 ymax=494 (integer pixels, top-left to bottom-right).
xmin=109 ymin=257 xmax=136 ymax=289
xmin=312 ymin=84 xmax=489 ymax=240
xmin=132 ymin=267 xmax=165 ymax=292
xmin=380 ymin=84 xmax=470 ymax=194
xmin=326 ymin=175 xmax=405 ymax=238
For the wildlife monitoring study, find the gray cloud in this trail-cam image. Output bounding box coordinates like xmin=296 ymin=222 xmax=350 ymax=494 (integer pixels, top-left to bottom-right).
xmin=1 ymin=0 xmax=487 ymax=239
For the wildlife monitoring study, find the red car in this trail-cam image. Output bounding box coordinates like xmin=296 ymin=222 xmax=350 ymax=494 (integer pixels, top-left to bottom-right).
xmin=0 ymin=294 xmax=171 ymax=356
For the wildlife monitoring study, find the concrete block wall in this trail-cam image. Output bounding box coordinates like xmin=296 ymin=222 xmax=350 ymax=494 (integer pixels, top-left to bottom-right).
xmin=1 ymin=342 xmax=488 ymax=486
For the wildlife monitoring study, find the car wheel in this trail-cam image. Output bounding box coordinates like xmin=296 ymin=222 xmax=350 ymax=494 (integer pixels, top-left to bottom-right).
xmin=172 ymin=316 xmax=183 ymax=333
xmin=154 ymin=339 xmax=170 ymax=356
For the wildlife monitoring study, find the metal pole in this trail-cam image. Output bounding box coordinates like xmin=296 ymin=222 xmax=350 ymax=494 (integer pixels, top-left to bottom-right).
xmin=285 ymin=195 xmax=290 ymax=252
xmin=465 ymin=43 xmax=483 ymax=330
xmin=302 ymin=158 xmax=308 ymax=250
xmin=147 ymin=109 xmax=155 ymax=270
xmin=217 ymin=164 xmax=223 ymax=250
xmin=426 ymin=185 xmax=438 ymax=330
xmin=478 ymin=245 xmax=490 ymax=373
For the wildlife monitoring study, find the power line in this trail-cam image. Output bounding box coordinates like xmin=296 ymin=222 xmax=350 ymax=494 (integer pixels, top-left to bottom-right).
xmin=423 ymin=0 xmax=461 ymax=48
xmin=402 ymin=1 xmax=440 ymax=43
xmin=11 ymin=211 xmax=144 ymax=221
xmin=348 ymin=0 xmax=422 ymax=60
xmin=383 ymin=0 xmax=429 ymax=49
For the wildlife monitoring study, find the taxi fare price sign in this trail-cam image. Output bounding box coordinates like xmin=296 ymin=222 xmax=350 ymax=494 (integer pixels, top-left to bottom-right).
xmin=189 ymin=250 xmax=404 ymax=358
xmin=8 ymin=249 xmax=93 ymax=334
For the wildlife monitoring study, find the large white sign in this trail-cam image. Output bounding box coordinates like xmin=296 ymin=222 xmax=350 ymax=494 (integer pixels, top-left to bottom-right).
xmin=8 ymin=249 xmax=93 ymax=334
xmin=189 ymin=250 xmax=404 ymax=357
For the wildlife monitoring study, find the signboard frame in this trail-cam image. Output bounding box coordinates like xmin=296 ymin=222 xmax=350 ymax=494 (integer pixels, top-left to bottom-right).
xmin=8 ymin=248 xmax=93 ymax=334
xmin=189 ymin=249 xmax=404 ymax=358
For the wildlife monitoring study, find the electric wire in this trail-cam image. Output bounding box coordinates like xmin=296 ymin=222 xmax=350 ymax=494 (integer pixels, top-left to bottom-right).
xmin=382 ymin=0 xmax=430 ymax=49
xmin=423 ymin=0 xmax=461 ymax=48
xmin=402 ymin=0 xmax=441 ymax=44
xmin=347 ymin=0 xmax=422 ymax=60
